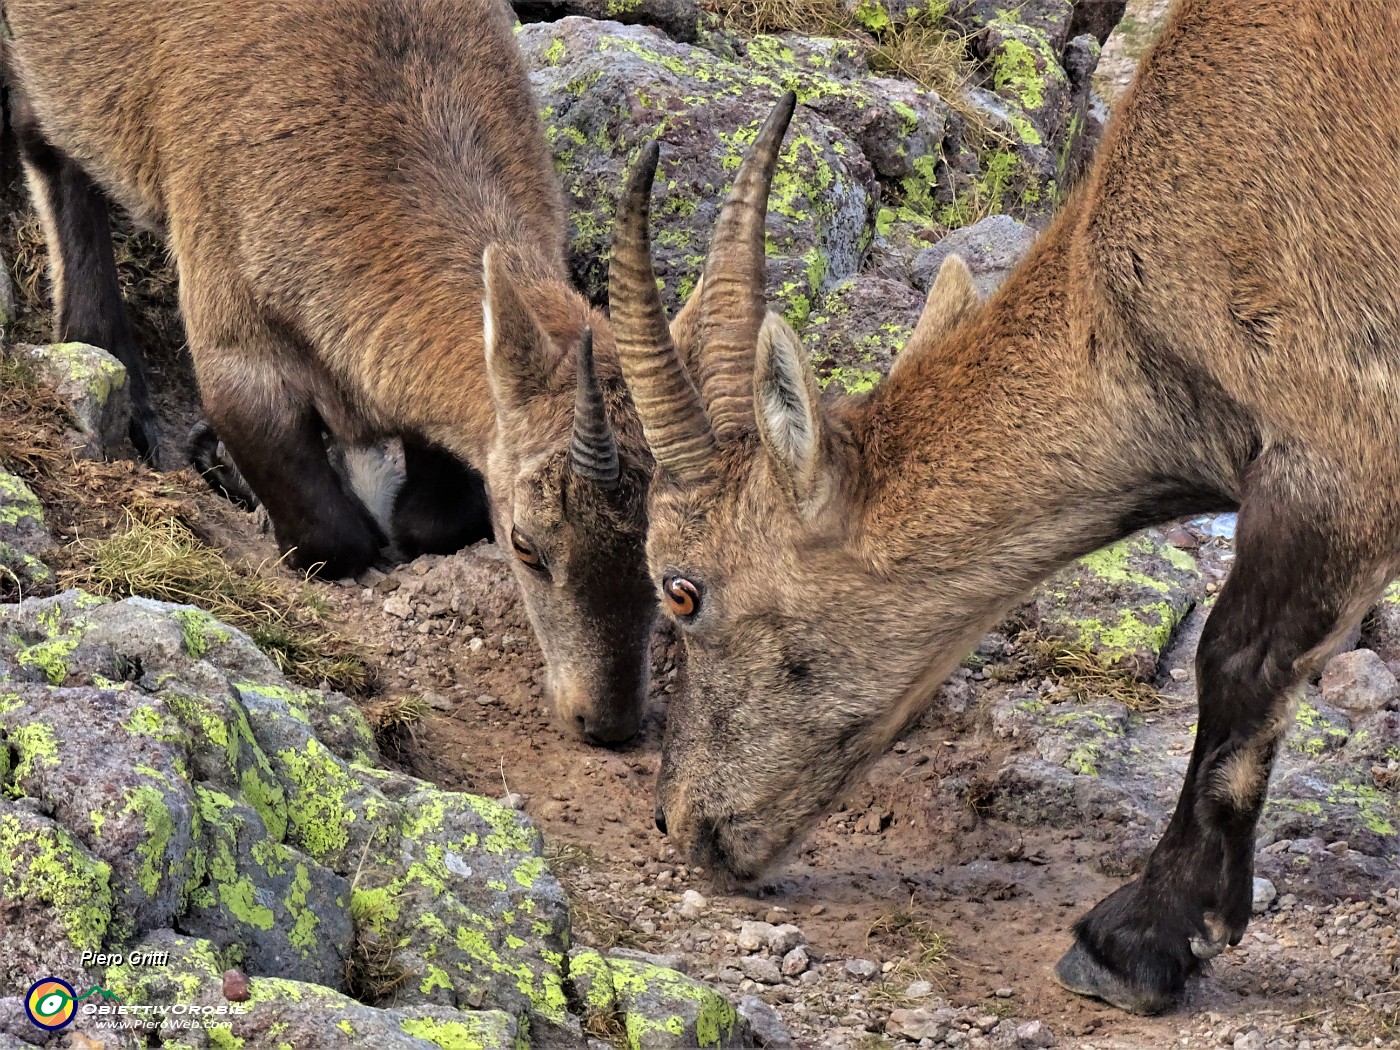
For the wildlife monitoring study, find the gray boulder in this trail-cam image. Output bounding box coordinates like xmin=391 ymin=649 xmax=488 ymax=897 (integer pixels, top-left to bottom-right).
xmin=0 ymin=470 xmax=53 ymax=596
xmin=912 ymin=214 xmax=1037 ymax=298
xmin=513 ymin=0 xmax=700 ymax=42
xmin=10 ymin=343 xmax=131 ymax=461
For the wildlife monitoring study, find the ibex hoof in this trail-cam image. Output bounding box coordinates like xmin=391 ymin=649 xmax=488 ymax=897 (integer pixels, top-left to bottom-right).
xmin=1053 ymin=940 xmax=1181 ymax=1016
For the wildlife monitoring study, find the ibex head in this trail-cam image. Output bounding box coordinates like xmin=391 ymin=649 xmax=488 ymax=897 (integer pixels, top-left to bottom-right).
xmin=614 ymin=92 xmax=985 ymax=879
xmin=481 ymin=247 xmax=658 ymax=744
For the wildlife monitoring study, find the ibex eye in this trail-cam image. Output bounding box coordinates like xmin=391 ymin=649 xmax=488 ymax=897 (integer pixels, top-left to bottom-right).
xmin=510 ymin=527 xmax=543 ymax=569
xmin=662 ymin=575 xmax=701 ymax=619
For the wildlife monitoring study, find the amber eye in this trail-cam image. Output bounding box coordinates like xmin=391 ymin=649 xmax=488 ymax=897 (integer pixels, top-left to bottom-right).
xmin=511 ymin=527 xmax=543 ymax=569
xmin=662 ymin=575 xmax=701 ymax=619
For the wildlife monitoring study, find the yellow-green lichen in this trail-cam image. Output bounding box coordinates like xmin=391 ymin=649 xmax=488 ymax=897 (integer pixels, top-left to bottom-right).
xmin=279 ymin=739 xmax=358 ymax=859
xmin=0 ymin=812 xmax=113 ymax=950
xmin=171 ymin=609 xmax=232 ymax=660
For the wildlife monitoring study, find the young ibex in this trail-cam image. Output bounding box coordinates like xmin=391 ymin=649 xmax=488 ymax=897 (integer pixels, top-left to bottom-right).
xmin=2 ymin=0 xmax=675 ymax=740
xmin=618 ymin=0 xmax=1400 ymax=1014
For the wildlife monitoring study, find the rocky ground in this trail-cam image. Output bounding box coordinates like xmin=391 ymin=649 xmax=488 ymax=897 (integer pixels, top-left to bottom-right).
xmin=1 ymin=2 xmax=1396 ymax=1049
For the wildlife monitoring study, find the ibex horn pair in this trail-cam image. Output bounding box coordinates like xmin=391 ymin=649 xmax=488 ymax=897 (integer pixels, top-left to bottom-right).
xmin=610 ymin=90 xmax=798 ymax=482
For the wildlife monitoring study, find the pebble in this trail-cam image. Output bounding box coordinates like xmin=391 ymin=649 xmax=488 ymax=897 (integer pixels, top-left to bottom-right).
xmin=1233 ymin=1031 xmax=1265 ymax=1050
xmin=906 ymin=979 xmax=934 ymax=998
xmin=221 ymin=968 xmax=250 ymax=1002
xmin=994 ymin=986 xmax=1013 ymax=998
xmin=738 ymin=955 xmax=783 ymax=984
xmin=423 ymin=690 xmax=454 ymax=711
xmin=475 ymin=693 xmax=498 ymax=706
xmin=781 ymin=946 xmax=810 ymax=977
xmin=1016 ymin=1020 xmax=1056 ymax=1048
xmin=1252 ymin=876 xmax=1277 ymax=913
xmin=738 ymin=996 xmax=795 ymax=1048
xmin=844 ymin=958 xmax=878 ymax=980
xmin=737 ymin=920 xmax=775 ymax=953
xmin=768 ymin=923 xmax=805 ymax=954
xmin=497 ymin=792 xmax=526 ymax=810
xmin=677 ymin=889 xmax=707 ymax=919
xmin=886 ymin=1007 xmax=949 ymax=1040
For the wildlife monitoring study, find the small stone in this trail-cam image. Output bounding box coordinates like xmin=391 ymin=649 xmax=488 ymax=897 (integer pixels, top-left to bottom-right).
xmin=1169 ymin=667 xmax=1190 ymax=681
xmin=677 ymin=889 xmax=707 ymax=919
xmin=1234 ymin=1031 xmax=1265 ymax=1050
xmin=798 ymin=969 xmax=821 ymax=987
xmin=768 ymin=923 xmax=805 ymax=955
xmin=844 ymin=958 xmax=878 ymax=980
xmin=1164 ymin=525 xmax=1199 ymax=550
xmin=781 ymin=946 xmax=809 ymax=977
xmin=1320 ymin=648 xmax=1400 ymax=715
xmin=738 ymin=995 xmax=795 ymax=1047
xmin=423 ymin=691 xmax=453 ymax=711
xmin=763 ymin=907 xmax=790 ymax=925
xmin=1252 ymin=877 xmax=1277 ymax=914
xmin=222 ymin=968 xmax=250 ymax=1002
xmin=475 ymin=693 xmax=498 ymax=706
xmin=887 ymin=1007 xmax=948 ymax=1040
xmin=905 ymin=979 xmax=934 ymax=998
xmin=737 ymin=920 xmax=775 ymax=953
xmin=994 ymin=986 xmax=1013 ymax=998
xmin=718 ymin=967 xmax=743 ymax=986
xmin=383 ymin=594 xmax=413 ymax=619
xmin=1016 ymin=1019 xmax=1056 ymax=1048
xmin=497 ymin=792 xmax=526 ymax=810
xmin=738 ymin=955 xmax=783 ymax=984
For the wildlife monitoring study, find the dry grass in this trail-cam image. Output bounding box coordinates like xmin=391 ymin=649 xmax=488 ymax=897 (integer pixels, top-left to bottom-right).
xmin=1014 ymin=630 xmax=1170 ymax=711
xmin=59 ymin=515 xmax=372 ymax=692
xmin=866 ymin=901 xmax=957 ymax=998
xmin=545 ymin=842 xmax=648 ymax=952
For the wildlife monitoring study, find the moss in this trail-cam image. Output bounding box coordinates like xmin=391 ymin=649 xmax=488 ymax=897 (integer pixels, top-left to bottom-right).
xmin=279 ymin=738 xmax=358 ymax=860
xmin=0 ymin=812 xmax=113 ymax=950
xmin=171 ymin=608 xmax=232 ymax=660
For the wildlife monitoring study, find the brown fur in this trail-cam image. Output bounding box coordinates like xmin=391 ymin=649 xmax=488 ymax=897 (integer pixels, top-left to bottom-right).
xmin=4 ymin=0 xmax=658 ymax=742
xmin=628 ymin=0 xmax=1400 ymax=1011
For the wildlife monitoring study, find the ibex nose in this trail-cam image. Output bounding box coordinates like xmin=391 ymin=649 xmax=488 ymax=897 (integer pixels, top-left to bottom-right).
xmin=654 ymin=806 xmax=668 ymax=835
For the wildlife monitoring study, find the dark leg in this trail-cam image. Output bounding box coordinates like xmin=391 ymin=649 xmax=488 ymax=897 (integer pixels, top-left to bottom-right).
xmin=190 ymin=313 xmax=385 ymax=578
xmin=1055 ymin=454 xmax=1388 ymax=1013
xmin=188 ymin=420 xmax=260 ymax=511
xmin=391 ymin=436 xmax=493 ymax=558
xmin=11 ymin=96 xmax=160 ymax=463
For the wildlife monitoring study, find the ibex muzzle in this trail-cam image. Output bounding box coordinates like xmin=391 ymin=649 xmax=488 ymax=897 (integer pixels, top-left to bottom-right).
xmin=623 ymin=0 xmax=1400 ymax=1016
xmin=4 ymin=0 xmax=661 ymax=744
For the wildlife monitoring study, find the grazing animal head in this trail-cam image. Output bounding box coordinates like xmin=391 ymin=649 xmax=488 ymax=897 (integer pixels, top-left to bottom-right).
xmin=482 ymin=249 xmax=657 ymax=745
xmin=614 ymin=93 xmax=989 ymax=880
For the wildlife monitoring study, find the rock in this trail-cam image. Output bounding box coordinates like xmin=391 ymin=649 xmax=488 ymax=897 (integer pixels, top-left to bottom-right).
xmin=570 ymin=950 xmax=748 ymax=1048
xmin=513 ymin=0 xmax=700 ymax=42
xmin=905 ymin=979 xmax=934 ymax=998
xmin=1251 ymin=876 xmax=1277 ymax=914
xmin=1363 ymin=581 xmax=1400 ymax=663
xmin=993 ymin=697 xmax=1132 ymax=778
xmin=805 ymin=276 xmax=926 ymax=394
xmin=1021 ymin=529 xmax=1203 ymax=680
xmin=677 ymin=888 xmax=707 ymax=919
xmin=737 ymin=920 xmax=776 ymax=953
xmin=0 ymin=470 xmax=54 ymax=596
xmin=912 ymin=215 xmax=1038 ymax=298
xmin=1320 ymin=648 xmax=1399 ymax=716
xmin=518 ymin=19 xmax=875 ymax=323
xmin=843 ymin=958 xmax=878 ymax=980
xmin=767 ymin=923 xmax=805 ymax=955
xmin=1234 ymin=1031 xmax=1265 ymax=1050
xmin=10 ymin=343 xmax=131 ymax=461
xmin=1095 ymin=0 xmax=1172 ymax=104
xmin=610 ymin=946 xmax=689 ymax=974
xmin=1070 ymin=0 xmax=1129 ymax=44
xmin=1016 ymin=1018 xmax=1057 ymax=1048
xmin=738 ymin=994 xmax=795 ymax=1047
xmin=887 ymin=1006 xmax=952 ymax=1040
xmin=985 ymin=755 xmax=1156 ymax=832
xmin=223 ymin=967 xmax=250 ymax=1001
xmin=738 ymin=954 xmax=783 ymax=985
xmin=780 ymin=946 xmax=809 ymax=977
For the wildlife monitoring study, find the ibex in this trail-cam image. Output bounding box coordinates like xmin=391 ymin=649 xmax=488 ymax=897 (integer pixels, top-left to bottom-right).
xmin=1 ymin=0 xmax=675 ymax=740
xmin=617 ymin=0 xmax=1400 ymax=1014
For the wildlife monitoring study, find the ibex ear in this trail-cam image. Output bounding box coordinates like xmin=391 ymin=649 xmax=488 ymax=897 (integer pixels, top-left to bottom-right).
xmin=889 ymin=254 xmax=981 ymax=380
xmin=483 ymin=246 xmax=562 ymax=418
xmin=754 ymin=311 xmax=824 ymax=508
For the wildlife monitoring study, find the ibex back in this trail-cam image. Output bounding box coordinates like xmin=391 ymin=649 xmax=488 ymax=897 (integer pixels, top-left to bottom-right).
xmin=4 ymin=0 xmax=663 ymax=740
xmin=615 ymin=0 xmax=1400 ymax=1013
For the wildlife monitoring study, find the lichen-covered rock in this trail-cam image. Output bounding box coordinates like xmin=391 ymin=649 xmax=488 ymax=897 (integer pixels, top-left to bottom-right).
xmin=0 ymin=590 xmax=752 ymax=1045
xmin=514 ymin=0 xmax=700 ymax=42
xmin=1362 ymin=581 xmax=1400 ymax=665
xmin=9 ymin=343 xmax=131 ymax=461
xmin=1022 ymin=530 xmax=1203 ymax=680
xmin=911 ymin=214 xmax=1037 ymax=298
xmin=805 ymin=276 xmax=925 ymax=394
xmin=519 ymin=18 xmax=876 ymax=326
xmin=0 ymin=470 xmax=53 ymax=596
xmin=570 ymin=950 xmax=747 ymax=1048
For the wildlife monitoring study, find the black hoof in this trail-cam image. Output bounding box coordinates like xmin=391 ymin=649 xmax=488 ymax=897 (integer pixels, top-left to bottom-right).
xmin=282 ymin=508 xmax=386 ymax=579
xmin=1054 ymin=939 xmax=1181 ymax=1015
xmin=188 ymin=421 xmax=259 ymax=510
xmin=130 ymin=412 xmax=161 ymax=468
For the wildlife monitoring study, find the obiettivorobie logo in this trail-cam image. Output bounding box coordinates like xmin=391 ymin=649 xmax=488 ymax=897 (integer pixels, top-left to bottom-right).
xmin=25 ymin=978 xmax=121 ymax=1030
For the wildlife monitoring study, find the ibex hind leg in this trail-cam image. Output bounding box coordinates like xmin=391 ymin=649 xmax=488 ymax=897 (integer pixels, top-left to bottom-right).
xmin=193 ymin=332 xmax=386 ymax=579
xmin=1056 ymin=451 xmax=1393 ymax=1014
xmin=11 ymin=92 xmax=161 ymax=463
xmin=188 ymin=420 xmax=260 ymax=510
xmin=391 ymin=436 xmax=493 ymax=559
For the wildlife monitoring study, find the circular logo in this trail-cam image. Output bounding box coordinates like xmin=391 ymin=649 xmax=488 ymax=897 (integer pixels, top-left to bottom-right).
xmin=25 ymin=978 xmax=76 ymax=1030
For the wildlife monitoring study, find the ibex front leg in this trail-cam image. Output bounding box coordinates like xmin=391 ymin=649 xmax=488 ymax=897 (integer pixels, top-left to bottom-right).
xmin=11 ymin=93 xmax=161 ymax=463
xmin=1056 ymin=453 xmax=1393 ymax=1013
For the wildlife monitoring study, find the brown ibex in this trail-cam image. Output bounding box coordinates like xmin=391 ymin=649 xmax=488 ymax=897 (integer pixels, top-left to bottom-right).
xmin=616 ymin=0 xmax=1400 ymax=1014
xmin=1 ymin=0 xmax=672 ymax=740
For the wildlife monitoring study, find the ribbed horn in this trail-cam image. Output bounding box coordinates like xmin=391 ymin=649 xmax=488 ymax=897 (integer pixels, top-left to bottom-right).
xmin=569 ymin=328 xmax=620 ymax=488
xmin=697 ymin=90 xmax=798 ymax=440
xmin=609 ymin=140 xmax=717 ymax=482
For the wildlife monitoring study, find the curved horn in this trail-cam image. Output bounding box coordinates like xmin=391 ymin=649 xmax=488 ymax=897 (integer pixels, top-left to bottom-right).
xmin=569 ymin=328 xmax=621 ymax=488
xmin=697 ymin=90 xmax=798 ymax=440
xmin=609 ymin=140 xmax=717 ymax=482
